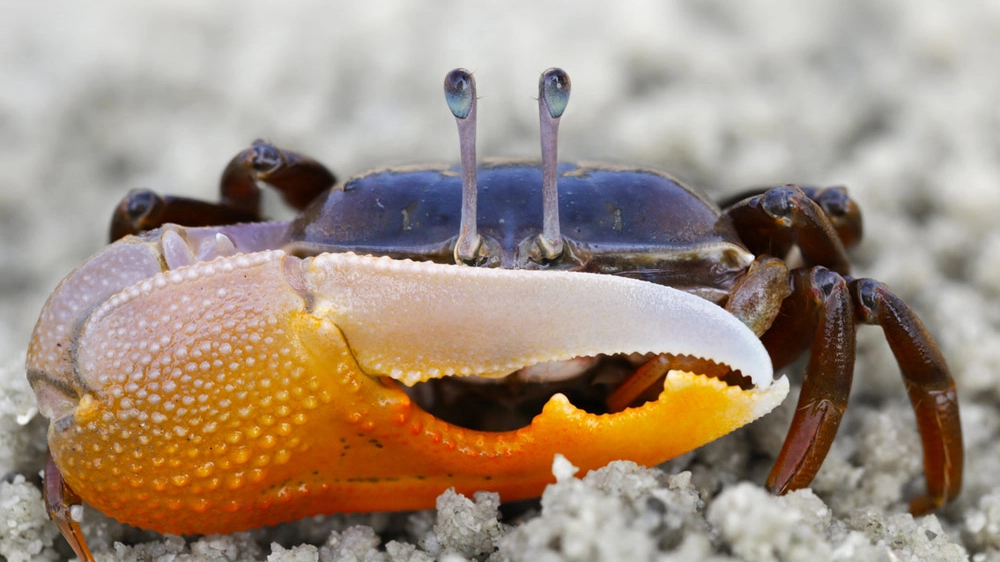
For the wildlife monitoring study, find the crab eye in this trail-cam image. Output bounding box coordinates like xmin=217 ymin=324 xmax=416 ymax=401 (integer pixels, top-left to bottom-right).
xmin=815 ymin=187 xmax=850 ymax=216
xmin=445 ymin=68 xmax=482 ymax=264
xmin=761 ymin=185 xmax=796 ymax=218
xmin=539 ymin=67 xmax=571 ymax=118
xmin=444 ymin=68 xmax=475 ymax=120
xmin=535 ymin=68 xmax=571 ymax=261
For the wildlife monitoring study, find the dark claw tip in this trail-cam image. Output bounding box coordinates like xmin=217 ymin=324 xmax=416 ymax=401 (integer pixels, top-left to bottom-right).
xmin=249 ymin=142 xmax=282 ymax=172
xmin=124 ymin=188 xmax=163 ymax=222
xmin=761 ymin=185 xmax=796 ymax=219
xmin=816 ymin=187 xmax=851 ymax=217
xmin=444 ymin=68 xmax=475 ymax=119
xmin=539 ymin=68 xmax=571 ymax=118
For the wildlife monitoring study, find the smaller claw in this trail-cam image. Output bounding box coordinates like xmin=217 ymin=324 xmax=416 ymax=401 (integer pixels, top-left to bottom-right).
xmin=606 ymin=354 xmax=738 ymax=413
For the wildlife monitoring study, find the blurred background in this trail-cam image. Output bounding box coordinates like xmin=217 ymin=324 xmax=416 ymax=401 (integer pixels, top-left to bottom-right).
xmin=3 ymin=0 xmax=1000 ymax=557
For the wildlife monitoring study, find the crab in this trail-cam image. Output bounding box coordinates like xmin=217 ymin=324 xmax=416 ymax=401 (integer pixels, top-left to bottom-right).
xmin=26 ymin=68 xmax=961 ymax=561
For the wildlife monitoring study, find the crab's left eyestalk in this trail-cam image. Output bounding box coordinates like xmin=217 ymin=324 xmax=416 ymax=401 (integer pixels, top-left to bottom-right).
xmin=537 ymin=68 xmax=570 ymax=261
xmin=445 ymin=68 xmax=482 ymax=265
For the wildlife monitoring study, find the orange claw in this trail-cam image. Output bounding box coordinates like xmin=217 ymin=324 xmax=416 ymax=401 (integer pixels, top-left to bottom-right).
xmin=29 ymin=236 xmax=786 ymax=538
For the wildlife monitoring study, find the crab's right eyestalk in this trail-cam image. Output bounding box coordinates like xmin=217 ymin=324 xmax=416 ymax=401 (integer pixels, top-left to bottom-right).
xmin=537 ymin=68 xmax=570 ymax=261
xmin=445 ymin=69 xmax=482 ymax=265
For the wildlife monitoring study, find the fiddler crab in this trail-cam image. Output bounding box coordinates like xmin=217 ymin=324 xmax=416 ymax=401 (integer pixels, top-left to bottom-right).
xmin=27 ymin=68 xmax=962 ymax=561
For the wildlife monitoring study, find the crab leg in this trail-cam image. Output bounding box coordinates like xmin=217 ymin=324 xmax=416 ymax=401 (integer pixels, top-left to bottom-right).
xmin=718 ymin=186 xmax=863 ymax=251
xmin=110 ymin=140 xmax=336 ymax=240
xmin=724 ymin=185 xmax=852 ymax=275
xmin=44 ymin=456 xmax=93 ymax=562
xmin=109 ymin=189 xmax=260 ymax=241
xmin=725 ymin=256 xmax=792 ymax=337
xmin=725 ymin=184 xmax=961 ymax=512
xmin=219 ymin=139 xmax=337 ymax=212
xmin=764 ymin=267 xmax=856 ymax=495
xmin=850 ymin=279 xmax=962 ymax=514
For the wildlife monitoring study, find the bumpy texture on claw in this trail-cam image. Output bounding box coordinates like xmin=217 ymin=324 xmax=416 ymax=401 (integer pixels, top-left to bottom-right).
xmin=28 ymin=239 xmax=786 ymax=535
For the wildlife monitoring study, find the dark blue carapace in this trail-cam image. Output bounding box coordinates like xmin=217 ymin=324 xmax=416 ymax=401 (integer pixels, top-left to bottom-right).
xmin=289 ymin=159 xmax=750 ymax=298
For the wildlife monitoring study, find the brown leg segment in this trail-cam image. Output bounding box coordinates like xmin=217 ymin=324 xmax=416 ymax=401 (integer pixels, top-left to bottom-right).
xmin=109 ymin=189 xmax=260 ymax=241
xmin=45 ymin=455 xmax=95 ymax=562
xmin=109 ymin=140 xmax=337 ymax=241
xmin=725 ymin=184 xmax=959 ymax=511
xmin=718 ymin=185 xmax=863 ymax=251
xmin=219 ymin=138 xmax=337 ymax=212
xmin=725 ymin=256 xmax=791 ymax=337
xmin=798 ymin=186 xmax=863 ymax=250
xmin=723 ymin=185 xmax=853 ymax=275
xmin=850 ymin=279 xmax=963 ymax=514
xmin=764 ymin=267 xmax=857 ymax=495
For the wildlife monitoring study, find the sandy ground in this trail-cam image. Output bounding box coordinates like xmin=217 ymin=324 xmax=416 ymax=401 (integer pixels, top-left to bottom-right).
xmin=2 ymin=1 xmax=1000 ymax=560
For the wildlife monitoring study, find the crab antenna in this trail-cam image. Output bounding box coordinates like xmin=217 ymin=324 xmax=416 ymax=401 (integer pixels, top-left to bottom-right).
xmin=445 ymin=68 xmax=482 ymax=264
xmin=538 ymin=67 xmax=570 ymax=260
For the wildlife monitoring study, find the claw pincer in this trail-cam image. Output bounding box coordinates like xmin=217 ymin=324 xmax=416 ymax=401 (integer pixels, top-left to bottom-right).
xmin=28 ymin=227 xmax=785 ymax=534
